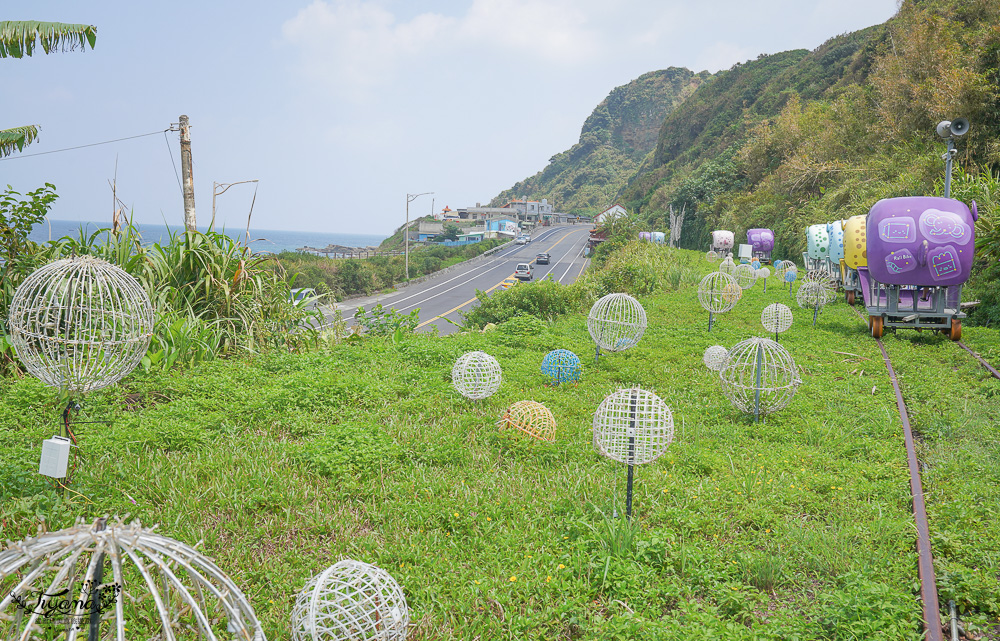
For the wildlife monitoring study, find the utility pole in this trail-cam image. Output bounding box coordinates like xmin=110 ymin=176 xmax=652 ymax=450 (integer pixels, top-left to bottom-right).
xmin=405 ymin=191 xmax=433 ymax=280
xmin=179 ymin=115 xmax=197 ymax=231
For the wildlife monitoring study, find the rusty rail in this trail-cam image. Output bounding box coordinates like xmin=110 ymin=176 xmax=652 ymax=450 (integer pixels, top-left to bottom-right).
xmin=955 ymin=341 xmax=1000 ymax=380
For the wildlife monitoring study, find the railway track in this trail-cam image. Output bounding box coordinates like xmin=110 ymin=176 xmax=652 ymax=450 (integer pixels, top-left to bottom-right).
xmin=850 ymin=306 xmax=999 ymax=640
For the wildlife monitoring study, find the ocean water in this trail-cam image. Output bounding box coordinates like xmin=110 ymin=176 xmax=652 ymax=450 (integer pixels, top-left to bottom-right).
xmin=28 ymin=219 xmax=387 ymax=255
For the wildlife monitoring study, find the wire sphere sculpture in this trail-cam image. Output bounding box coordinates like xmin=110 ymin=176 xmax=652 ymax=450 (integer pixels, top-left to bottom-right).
xmin=451 ymin=351 xmax=502 ymax=400
xmin=718 ymin=337 xmax=801 ymax=416
xmin=774 ymin=260 xmax=795 ymax=280
xmin=761 ymin=303 xmax=794 ymax=334
xmin=783 ymin=267 xmax=799 ymax=283
xmin=796 ymin=281 xmax=836 ymax=308
xmin=498 ymin=400 xmax=557 ymax=442
xmin=291 ymin=559 xmax=408 ymax=641
xmin=719 ymin=256 xmax=737 ymax=275
xmin=756 ymin=267 xmax=771 ymax=280
xmin=705 ymin=250 xmax=719 ymax=262
xmin=540 ymin=349 xmax=582 ymax=385
xmin=593 ymin=387 xmax=674 ymax=465
xmin=703 ymin=345 xmax=729 ymax=371
xmin=7 ymin=256 xmax=154 ymax=394
xmin=751 ymin=260 xmax=762 ymax=270
xmin=804 ymin=269 xmax=838 ymax=292
xmin=587 ymin=293 xmax=647 ymax=352
xmin=697 ymin=272 xmax=741 ymax=313
xmin=0 ymin=518 xmax=266 ymax=641
xmin=734 ymin=264 xmax=759 ymax=290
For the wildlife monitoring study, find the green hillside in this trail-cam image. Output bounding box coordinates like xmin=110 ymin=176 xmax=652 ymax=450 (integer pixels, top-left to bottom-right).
xmin=490 ymin=68 xmax=707 ymax=215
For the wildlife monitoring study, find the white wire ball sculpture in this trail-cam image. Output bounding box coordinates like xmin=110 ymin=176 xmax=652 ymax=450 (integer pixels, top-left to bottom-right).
xmin=697 ymin=272 xmax=742 ymax=314
xmin=804 ymin=268 xmax=838 ymax=292
xmin=703 ymin=345 xmax=729 ymax=371
xmin=587 ymin=293 xmax=647 ymax=352
xmin=761 ymin=303 xmax=794 ymax=334
xmin=593 ymin=387 xmax=674 ymax=465
xmin=291 ymin=559 xmax=408 ymax=641
xmin=0 ymin=518 xmax=266 ymax=641
xmin=7 ymin=256 xmax=154 ymax=394
xmin=719 ymin=256 xmax=737 ymax=275
xmin=540 ymin=349 xmax=582 ymax=385
xmin=451 ymin=351 xmax=502 ymax=400
xmin=498 ymin=400 xmax=557 ymax=442
xmin=734 ymin=264 xmax=759 ymax=290
xmin=796 ymin=281 xmax=836 ymax=309
xmin=718 ymin=337 xmax=801 ymax=416
xmin=705 ymin=250 xmax=719 ymax=262
xmin=774 ymin=260 xmax=795 ymax=280
xmin=756 ymin=267 xmax=771 ymax=280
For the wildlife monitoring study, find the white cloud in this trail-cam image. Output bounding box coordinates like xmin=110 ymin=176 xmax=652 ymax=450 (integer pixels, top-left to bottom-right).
xmin=692 ymin=41 xmax=758 ymax=73
xmin=282 ymin=0 xmax=602 ymax=97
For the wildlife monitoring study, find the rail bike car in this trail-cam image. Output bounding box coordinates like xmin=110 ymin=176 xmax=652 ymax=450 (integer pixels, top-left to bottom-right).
xmin=858 ymin=196 xmax=977 ymax=339
xmin=746 ymin=228 xmax=775 ymax=264
xmin=840 ymin=215 xmax=867 ymax=305
xmin=709 ymin=230 xmax=735 ymax=259
xmin=804 ymin=224 xmax=831 ymax=271
xmin=826 ymin=220 xmax=846 ymax=284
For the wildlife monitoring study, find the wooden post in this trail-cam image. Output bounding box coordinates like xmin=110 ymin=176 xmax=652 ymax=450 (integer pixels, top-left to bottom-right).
xmin=179 ymin=115 xmax=197 ymax=231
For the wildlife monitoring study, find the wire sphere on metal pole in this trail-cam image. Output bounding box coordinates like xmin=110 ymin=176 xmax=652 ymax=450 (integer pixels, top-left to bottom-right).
xmin=451 ymin=351 xmax=502 ymax=400
xmin=803 ymin=268 xmax=838 ymax=292
xmin=540 ymin=349 xmax=582 ymax=384
xmin=756 ymin=266 xmax=771 ymax=280
xmin=0 ymin=518 xmax=266 ymax=641
xmin=703 ymin=345 xmax=729 ymax=371
xmin=593 ymin=387 xmax=674 ymax=465
xmin=761 ymin=303 xmax=793 ymax=334
xmin=7 ymin=256 xmax=153 ymax=394
xmin=498 ymin=400 xmax=557 ymax=442
xmin=796 ymin=281 xmax=836 ymax=308
xmin=705 ymin=250 xmax=719 ymax=262
xmin=734 ymin=264 xmax=759 ymax=290
xmin=587 ymin=293 xmax=647 ymax=352
xmin=718 ymin=337 xmax=800 ymax=416
xmin=292 ymin=559 xmax=408 ymax=641
xmin=719 ymin=256 xmax=737 ymax=275
xmin=774 ymin=260 xmax=796 ymax=280
xmin=697 ymin=272 xmax=741 ymax=313
xmin=783 ymin=267 xmax=799 ymax=284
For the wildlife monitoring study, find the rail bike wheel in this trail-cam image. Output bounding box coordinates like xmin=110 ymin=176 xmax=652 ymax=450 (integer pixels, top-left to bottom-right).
xmin=846 ymin=290 xmax=856 ymax=305
xmin=948 ymin=318 xmax=962 ymax=341
xmin=870 ymin=315 xmax=884 ymax=339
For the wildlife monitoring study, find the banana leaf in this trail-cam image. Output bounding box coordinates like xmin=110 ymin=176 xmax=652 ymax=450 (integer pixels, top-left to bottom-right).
xmin=0 ymin=21 xmax=96 ymax=58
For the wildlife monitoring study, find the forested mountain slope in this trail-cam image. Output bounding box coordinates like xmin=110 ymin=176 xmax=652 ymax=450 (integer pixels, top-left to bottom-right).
xmin=490 ymin=68 xmax=706 ymax=215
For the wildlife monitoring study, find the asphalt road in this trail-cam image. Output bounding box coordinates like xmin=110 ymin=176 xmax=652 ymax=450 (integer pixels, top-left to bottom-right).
xmin=331 ymin=224 xmax=592 ymax=335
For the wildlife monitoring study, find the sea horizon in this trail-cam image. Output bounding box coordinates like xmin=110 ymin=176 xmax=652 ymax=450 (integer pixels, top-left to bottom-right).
xmin=28 ymin=219 xmax=388 ymax=255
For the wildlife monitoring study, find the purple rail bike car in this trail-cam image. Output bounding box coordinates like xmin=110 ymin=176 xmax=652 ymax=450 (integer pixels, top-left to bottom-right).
xmin=746 ymin=228 xmax=774 ymax=263
xmin=860 ymin=196 xmax=978 ymax=339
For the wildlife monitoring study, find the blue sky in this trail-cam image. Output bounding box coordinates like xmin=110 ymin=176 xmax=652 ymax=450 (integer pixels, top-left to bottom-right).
xmin=3 ymin=1 xmax=899 ymax=236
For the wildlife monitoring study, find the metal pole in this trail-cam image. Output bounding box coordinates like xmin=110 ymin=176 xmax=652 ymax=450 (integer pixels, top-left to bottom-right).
xmin=179 ymin=115 xmax=196 ymax=232
xmin=405 ymin=196 xmax=409 ymax=280
xmin=626 ymin=390 xmax=637 ymax=520
xmin=594 ymin=345 xmax=601 ymax=365
xmin=813 ymin=302 xmax=819 ymax=326
xmin=763 ymin=278 xmax=767 ymax=293
xmin=708 ymin=311 xmax=714 ymax=332
xmin=944 ymin=139 xmax=955 ymax=198
xmin=754 ymin=343 xmax=763 ymax=423
xmin=88 ymin=518 xmax=108 ymax=641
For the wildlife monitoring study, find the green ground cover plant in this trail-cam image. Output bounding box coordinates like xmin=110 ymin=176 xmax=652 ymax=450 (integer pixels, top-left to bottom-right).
xmin=2 ymin=243 xmax=997 ymax=639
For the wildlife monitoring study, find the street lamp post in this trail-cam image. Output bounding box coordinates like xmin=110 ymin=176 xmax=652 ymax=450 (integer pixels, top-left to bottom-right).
xmin=406 ymin=191 xmax=433 ymax=279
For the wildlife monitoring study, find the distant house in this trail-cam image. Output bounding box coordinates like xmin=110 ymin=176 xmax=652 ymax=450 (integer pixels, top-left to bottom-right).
xmin=594 ymin=204 xmax=629 ymax=224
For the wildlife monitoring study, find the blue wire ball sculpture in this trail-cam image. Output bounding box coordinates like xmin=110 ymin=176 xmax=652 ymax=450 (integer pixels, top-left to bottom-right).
xmin=540 ymin=349 xmax=582 ymax=385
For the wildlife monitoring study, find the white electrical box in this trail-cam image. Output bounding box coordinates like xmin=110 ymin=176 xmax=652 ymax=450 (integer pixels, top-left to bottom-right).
xmin=39 ymin=436 xmax=71 ymax=478
xmin=738 ymin=243 xmax=753 ymax=260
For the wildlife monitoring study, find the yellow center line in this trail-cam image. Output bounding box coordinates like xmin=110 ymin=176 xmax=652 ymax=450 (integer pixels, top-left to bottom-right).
xmin=415 ymin=228 xmax=584 ymax=329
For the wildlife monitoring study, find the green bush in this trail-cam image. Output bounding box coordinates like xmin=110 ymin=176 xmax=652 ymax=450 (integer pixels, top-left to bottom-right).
xmin=462 ymin=279 xmax=585 ymax=328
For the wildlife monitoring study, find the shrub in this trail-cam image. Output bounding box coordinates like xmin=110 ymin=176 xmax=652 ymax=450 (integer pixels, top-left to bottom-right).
xmin=462 ymin=280 xmax=584 ymax=328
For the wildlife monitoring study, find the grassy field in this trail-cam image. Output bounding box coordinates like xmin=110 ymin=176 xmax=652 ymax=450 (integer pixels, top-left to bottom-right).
xmin=1 ymin=247 xmax=998 ymax=640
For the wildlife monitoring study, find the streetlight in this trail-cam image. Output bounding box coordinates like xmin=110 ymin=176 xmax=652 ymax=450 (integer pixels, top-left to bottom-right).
xmin=406 ymin=191 xmax=433 ymax=279
xmin=211 ymin=180 xmax=259 ymax=232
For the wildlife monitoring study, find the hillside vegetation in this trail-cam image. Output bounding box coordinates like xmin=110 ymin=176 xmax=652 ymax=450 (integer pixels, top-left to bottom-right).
xmin=491 ymin=68 xmax=707 ymax=215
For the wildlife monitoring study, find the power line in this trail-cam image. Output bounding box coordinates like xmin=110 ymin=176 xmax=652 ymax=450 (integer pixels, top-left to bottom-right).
xmin=0 ymin=129 xmax=169 ymax=161
xmin=163 ymin=130 xmax=182 ymax=193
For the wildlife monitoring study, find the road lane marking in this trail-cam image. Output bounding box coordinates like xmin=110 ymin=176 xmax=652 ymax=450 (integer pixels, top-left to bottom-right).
xmin=415 ymin=227 xmax=588 ymax=329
